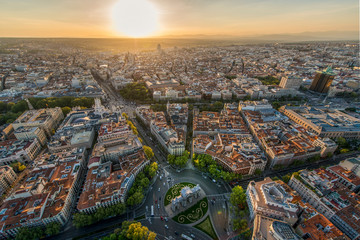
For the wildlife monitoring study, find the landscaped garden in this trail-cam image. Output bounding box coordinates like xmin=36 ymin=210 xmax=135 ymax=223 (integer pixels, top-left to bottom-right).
xmin=194 ymin=216 xmax=218 ymax=239
xmin=164 ymin=182 xmax=196 ymax=206
xmin=172 ymin=197 xmax=208 ymax=224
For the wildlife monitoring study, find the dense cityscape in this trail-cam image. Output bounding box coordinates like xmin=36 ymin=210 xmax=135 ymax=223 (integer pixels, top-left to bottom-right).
xmin=0 ymin=38 xmax=359 ymax=240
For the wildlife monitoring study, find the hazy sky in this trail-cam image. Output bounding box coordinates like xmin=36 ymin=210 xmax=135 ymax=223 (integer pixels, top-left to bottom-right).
xmin=0 ymin=0 xmax=358 ymax=37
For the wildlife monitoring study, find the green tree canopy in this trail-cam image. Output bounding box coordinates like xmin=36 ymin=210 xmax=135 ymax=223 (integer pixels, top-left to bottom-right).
xmin=61 ymin=106 xmax=71 ymax=116
xmin=230 ymin=186 xmax=247 ymax=208
xmin=45 ymin=222 xmax=61 ymax=236
xmin=143 ymin=146 xmax=154 ymax=159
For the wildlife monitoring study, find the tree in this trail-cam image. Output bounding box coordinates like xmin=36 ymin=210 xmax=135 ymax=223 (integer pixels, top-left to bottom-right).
xmin=143 ymin=146 xmax=154 ymax=159
xmin=0 ymin=101 xmax=7 ymax=112
xmin=127 ymin=191 xmax=144 ymax=206
xmin=119 ymin=83 xmax=152 ymax=102
xmin=73 ymin=213 xmax=93 ymax=228
xmin=233 ymin=219 xmax=248 ymax=231
xmin=254 ymin=169 xmax=262 ymax=175
xmin=147 ymin=162 xmax=158 ymax=178
xmin=282 ymin=174 xmax=291 ymax=184
xmin=15 ymin=227 xmax=43 ymax=240
xmin=230 ymin=186 xmax=246 ymax=209
xmin=61 ymin=106 xmax=71 ymax=116
xmin=148 ymin=231 xmax=157 ymax=240
xmin=10 ymin=162 xmax=26 ymax=173
xmin=45 ymin=222 xmax=60 ymax=236
xmin=340 ymin=148 xmax=349 ymax=154
xmin=122 ymin=112 xmax=129 ymax=120
xmin=167 ymin=154 xmax=176 ymax=165
xmin=336 ymin=137 xmax=348 ymax=147
xmin=126 ymin=222 xmax=156 ymax=240
xmin=11 ymin=100 xmax=28 ymax=113
xmin=100 ymin=221 xmax=156 ymax=240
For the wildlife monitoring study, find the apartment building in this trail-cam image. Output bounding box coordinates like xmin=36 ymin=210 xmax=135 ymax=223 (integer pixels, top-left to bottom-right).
xmin=77 ymin=119 xmax=149 ymax=213
xmin=327 ymin=165 xmax=360 ymax=192
xmin=288 ymin=170 xmax=337 ymax=219
xmin=136 ymin=107 xmax=185 ymax=156
xmin=12 ymin=108 xmax=63 ymax=137
xmin=14 ymin=126 xmax=47 ymax=146
xmin=279 ymin=106 xmax=360 ymax=139
xmin=194 ymin=133 xmax=266 ymax=175
xmin=0 ymin=166 xmax=17 ymax=195
xmin=48 ymin=109 xmax=118 ymax=152
xmin=0 ymin=139 xmax=41 ymax=166
xmin=246 ymin=177 xmax=300 ymax=240
xmin=0 ymin=148 xmax=87 ymax=239
xmin=296 ymin=204 xmax=344 ymax=240
xmin=166 ymin=103 xmax=188 ymax=126
xmin=241 ymin=104 xmax=321 ymax=167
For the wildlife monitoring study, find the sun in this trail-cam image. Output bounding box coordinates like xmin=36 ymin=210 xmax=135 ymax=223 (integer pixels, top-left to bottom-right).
xmin=111 ymin=0 xmax=159 ymax=38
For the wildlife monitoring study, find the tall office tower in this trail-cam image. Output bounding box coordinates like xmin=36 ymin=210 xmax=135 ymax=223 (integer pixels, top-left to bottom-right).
xmin=309 ymin=66 xmax=335 ymax=93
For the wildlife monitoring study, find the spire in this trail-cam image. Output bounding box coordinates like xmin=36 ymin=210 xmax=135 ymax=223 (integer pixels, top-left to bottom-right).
xmin=25 ymin=98 xmax=34 ymax=110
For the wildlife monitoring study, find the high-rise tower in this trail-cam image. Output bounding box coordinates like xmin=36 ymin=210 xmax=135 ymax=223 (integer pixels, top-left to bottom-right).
xmin=309 ymin=66 xmax=335 ymax=94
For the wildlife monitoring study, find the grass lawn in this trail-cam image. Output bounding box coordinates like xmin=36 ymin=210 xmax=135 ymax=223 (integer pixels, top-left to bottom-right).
xmin=194 ymin=216 xmax=218 ymax=240
xmin=172 ymin=198 xmax=208 ymax=224
xmin=164 ymin=182 xmax=196 ymax=206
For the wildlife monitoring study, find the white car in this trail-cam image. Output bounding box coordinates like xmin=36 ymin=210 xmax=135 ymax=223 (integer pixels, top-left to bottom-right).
xmin=164 ymin=225 xmax=169 ymax=229
xmin=158 ymin=188 xmax=160 ymax=192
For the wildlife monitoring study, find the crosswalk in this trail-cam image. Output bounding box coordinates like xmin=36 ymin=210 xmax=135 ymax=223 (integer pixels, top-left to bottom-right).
xmin=207 ymin=193 xmax=230 ymax=199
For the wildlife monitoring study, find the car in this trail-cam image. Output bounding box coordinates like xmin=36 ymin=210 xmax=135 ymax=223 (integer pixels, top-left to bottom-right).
xmin=174 ymin=231 xmax=179 ymax=235
xmin=212 ymin=179 xmax=216 ymax=183
xmin=158 ymin=188 xmax=160 ymax=192
xmin=190 ymin=234 xmax=195 ymax=238
xmin=160 ymin=216 xmax=164 ymax=221
xmin=155 ymin=200 xmax=158 ymax=204
xmin=163 ymin=182 xmax=165 ymax=186
xmin=164 ymin=225 xmax=169 ymax=229
xmin=158 ymin=204 xmax=160 ymax=209
xmin=159 ymin=197 xmax=161 ymax=201
xmin=164 ymin=217 xmax=168 ymax=222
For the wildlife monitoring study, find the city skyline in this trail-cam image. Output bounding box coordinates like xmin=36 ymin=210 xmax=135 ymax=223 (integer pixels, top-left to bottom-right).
xmin=0 ymin=0 xmax=359 ymax=38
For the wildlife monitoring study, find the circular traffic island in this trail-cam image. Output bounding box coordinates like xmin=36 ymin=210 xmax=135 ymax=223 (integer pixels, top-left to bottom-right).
xmin=164 ymin=182 xmax=208 ymax=224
